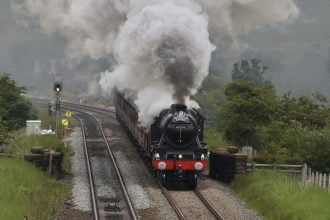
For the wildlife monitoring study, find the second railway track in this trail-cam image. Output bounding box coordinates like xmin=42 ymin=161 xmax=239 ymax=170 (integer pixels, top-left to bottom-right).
xmin=73 ymin=111 xmax=138 ymax=220
xmin=36 ymin=99 xmax=138 ymax=220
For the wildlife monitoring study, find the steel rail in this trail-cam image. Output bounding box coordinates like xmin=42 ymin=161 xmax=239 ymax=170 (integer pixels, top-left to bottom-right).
xmin=93 ymin=115 xmax=138 ymax=220
xmin=76 ymin=115 xmax=99 ymax=220
xmin=157 ymin=183 xmax=186 ymax=220
xmin=194 ymin=189 xmax=224 ymax=220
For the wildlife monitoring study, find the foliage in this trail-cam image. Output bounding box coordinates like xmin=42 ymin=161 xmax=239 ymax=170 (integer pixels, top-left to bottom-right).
xmin=256 ymin=93 xmax=330 ymax=172
xmin=233 ymin=170 xmax=330 ymax=220
xmin=232 ymin=59 xmax=268 ymax=86
xmin=204 ymin=129 xmax=229 ymax=150
xmin=82 ymin=95 xmax=114 ymax=107
xmin=0 ymin=158 xmax=69 ymax=220
xmin=275 ymin=92 xmax=329 ymax=129
xmin=0 ymin=119 xmax=7 ymax=145
xmin=0 ymin=73 xmax=37 ymax=131
xmin=218 ymin=81 xmax=276 ymax=148
xmin=215 ymin=59 xmax=330 ymax=171
xmin=194 ymin=74 xmax=226 ymax=128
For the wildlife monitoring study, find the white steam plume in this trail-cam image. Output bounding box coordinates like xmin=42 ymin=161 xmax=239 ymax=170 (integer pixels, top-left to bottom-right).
xmin=12 ymin=0 xmax=299 ymax=127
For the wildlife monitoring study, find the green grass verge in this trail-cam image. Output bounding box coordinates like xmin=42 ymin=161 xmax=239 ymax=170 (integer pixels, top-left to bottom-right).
xmin=204 ymin=129 xmax=229 ymax=151
xmin=8 ymin=130 xmax=72 ymax=174
xmin=9 ymin=131 xmax=65 ymax=154
xmin=232 ymin=170 xmax=330 ymax=220
xmin=0 ymin=158 xmax=69 ymax=220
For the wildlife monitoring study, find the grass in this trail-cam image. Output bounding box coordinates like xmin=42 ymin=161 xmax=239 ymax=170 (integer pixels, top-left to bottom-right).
xmin=8 ymin=130 xmax=72 ymax=174
xmin=204 ymin=129 xmax=229 ymax=151
xmin=9 ymin=130 xmax=65 ymax=154
xmin=0 ymin=158 xmax=69 ymax=220
xmin=5 ymin=108 xmax=76 ymax=174
xmin=232 ymin=170 xmax=330 ymax=220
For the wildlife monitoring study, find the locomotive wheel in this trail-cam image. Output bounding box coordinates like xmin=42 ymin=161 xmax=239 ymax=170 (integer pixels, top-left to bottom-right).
xmin=161 ymin=173 xmax=167 ymax=187
xmin=187 ymin=173 xmax=197 ymax=189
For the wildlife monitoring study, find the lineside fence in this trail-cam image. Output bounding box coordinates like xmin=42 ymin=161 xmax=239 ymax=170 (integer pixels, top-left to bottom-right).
xmin=247 ymin=162 xmax=330 ymax=191
xmin=301 ymin=164 xmax=330 ymax=191
xmin=247 ymin=163 xmax=303 ymax=176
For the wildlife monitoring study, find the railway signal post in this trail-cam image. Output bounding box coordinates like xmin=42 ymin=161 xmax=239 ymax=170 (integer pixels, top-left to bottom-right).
xmin=54 ymin=82 xmax=63 ymax=136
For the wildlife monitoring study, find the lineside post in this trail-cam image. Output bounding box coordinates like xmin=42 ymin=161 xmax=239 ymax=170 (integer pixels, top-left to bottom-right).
xmin=53 ymin=82 xmax=62 ymax=136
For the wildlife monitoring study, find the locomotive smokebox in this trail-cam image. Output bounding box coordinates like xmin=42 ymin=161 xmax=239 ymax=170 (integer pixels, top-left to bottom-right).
xmin=160 ymin=104 xmax=197 ymax=148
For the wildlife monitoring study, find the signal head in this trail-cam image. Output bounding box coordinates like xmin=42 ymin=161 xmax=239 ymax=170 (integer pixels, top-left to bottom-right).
xmin=54 ymin=82 xmax=63 ymax=93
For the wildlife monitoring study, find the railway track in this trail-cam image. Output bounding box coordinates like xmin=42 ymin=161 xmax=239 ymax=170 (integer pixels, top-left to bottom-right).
xmin=33 ymin=98 xmax=225 ymax=220
xmin=158 ymin=182 xmax=224 ymax=220
xmin=73 ymin=111 xmax=137 ymax=220
xmin=33 ymin=100 xmax=137 ymax=219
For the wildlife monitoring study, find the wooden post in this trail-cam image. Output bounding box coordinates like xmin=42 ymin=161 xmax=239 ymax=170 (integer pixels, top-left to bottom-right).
xmin=319 ymin=173 xmax=322 ymax=187
xmin=328 ymin=174 xmax=330 ymax=191
xmin=273 ymin=163 xmax=277 ymax=170
xmin=311 ymin=172 xmax=315 ymax=185
xmin=64 ymin=125 xmax=67 ymax=147
xmin=316 ymin=172 xmax=319 ymax=186
xmin=323 ymin=173 xmax=327 ymax=188
xmin=47 ymin=151 xmax=54 ymax=174
xmin=302 ymin=163 xmax=307 ymax=183
xmin=308 ymin=168 xmax=312 ymax=185
xmin=252 ymin=162 xmax=256 ymax=171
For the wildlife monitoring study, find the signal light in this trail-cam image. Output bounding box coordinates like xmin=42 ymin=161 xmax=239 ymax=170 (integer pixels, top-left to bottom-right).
xmin=54 ymin=82 xmax=63 ymax=93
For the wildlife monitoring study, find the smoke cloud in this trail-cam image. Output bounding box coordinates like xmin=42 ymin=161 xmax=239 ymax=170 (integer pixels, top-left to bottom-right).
xmin=12 ymin=0 xmax=299 ymax=126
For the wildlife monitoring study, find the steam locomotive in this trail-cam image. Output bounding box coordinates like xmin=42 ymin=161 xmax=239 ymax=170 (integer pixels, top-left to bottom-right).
xmin=115 ymin=91 xmax=208 ymax=188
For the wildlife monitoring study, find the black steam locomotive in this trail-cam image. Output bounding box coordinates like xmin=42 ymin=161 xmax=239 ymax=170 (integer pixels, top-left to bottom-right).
xmin=115 ymin=91 xmax=208 ymax=188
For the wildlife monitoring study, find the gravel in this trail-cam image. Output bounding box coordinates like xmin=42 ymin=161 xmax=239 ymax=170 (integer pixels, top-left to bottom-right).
xmin=170 ymin=190 xmax=216 ymax=220
xmin=198 ymin=175 xmax=263 ymax=220
xmin=68 ymin=128 xmax=91 ymax=212
xmin=90 ymin=156 xmax=118 ymax=199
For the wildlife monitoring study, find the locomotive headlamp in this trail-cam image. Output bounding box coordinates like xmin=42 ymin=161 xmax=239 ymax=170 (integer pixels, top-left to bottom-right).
xmin=178 ymin=154 xmax=182 ymax=159
xmin=154 ymin=153 xmax=160 ymax=160
xmin=158 ymin=162 xmax=166 ymax=170
xmin=201 ymin=153 xmax=206 ymax=161
xmin=194 ymin=162 xmax=203 ymax=171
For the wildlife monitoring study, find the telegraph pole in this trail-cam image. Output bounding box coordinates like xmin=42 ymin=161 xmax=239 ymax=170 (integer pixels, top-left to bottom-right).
xmin=54 ymin=82 xmax=63 ymax=136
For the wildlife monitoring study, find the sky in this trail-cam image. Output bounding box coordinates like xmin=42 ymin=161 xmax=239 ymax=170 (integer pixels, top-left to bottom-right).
xmin=0 ymin=0 xmax=329 ymax=98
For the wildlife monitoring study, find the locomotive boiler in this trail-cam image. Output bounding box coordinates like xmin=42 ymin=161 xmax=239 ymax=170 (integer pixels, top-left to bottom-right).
xmin=115 ymin=91 xmax=207 ymax=188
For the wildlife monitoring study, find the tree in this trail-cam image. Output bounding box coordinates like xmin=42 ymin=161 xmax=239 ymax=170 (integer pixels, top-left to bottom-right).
xmin=0 ymin=73 xmax=37 ymax=131
xmin=232 ymin=59 xmax=268 ymax=86
xmin=194 ymin=75 xmax=226 ymax=127
xmin=218 ymin=81 xmax=276 ymax=148
xmin=275 ymin=92 xmax=329 ymax=129
xmin=257 ymin=92 xmax=330 ymax=168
